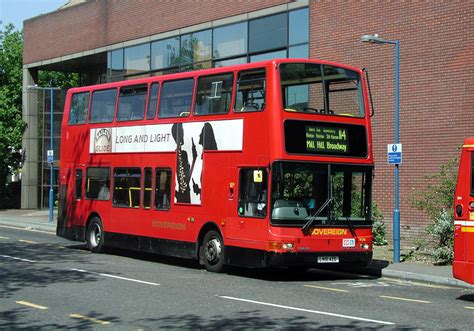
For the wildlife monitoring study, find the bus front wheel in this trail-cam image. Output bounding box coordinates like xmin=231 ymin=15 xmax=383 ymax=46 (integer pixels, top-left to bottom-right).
xmin=202 ymin=230 xmax=225 ymax=273
xmin=86 ymin=217 xmax=104 ymax=253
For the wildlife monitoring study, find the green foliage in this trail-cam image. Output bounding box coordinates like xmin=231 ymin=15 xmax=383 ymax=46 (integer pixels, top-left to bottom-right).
xmin=39 ymin=70 xmax=79 ymax=89
xmin=427 ymin=210 xmax=454 ymax=264
xmin=410 ymin=156 xmax=458 ymax=264
xmin=0 ymin=24 xmax=25 ymax=208
xmin=410 ymin=156 xmax=458 ymax=219
xmin=372 ymin=203 xmax=387 ymax=246
xmin=0 ymin=24 xmax=79 ymax=209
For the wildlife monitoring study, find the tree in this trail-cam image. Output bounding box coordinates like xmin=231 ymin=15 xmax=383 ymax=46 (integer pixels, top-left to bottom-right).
xmin=0 ymin=24 xmax=79 ymax=208
xmin=0 ymin=24 xmax=25 ymax=208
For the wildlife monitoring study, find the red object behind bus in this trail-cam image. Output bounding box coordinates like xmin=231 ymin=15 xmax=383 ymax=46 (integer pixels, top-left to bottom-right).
xmin=453 ymin=138 xmax=474 ymax=284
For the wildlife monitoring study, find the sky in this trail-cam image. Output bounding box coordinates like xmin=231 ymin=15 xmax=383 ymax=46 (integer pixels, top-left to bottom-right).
xmin=0 ymin=0 xmax=68 ymax=31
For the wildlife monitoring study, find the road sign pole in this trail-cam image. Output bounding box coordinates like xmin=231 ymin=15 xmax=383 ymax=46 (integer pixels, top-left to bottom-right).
xmin=49 ymin=88 xmax=54 ymax=224
xmin=393 ymin=40 xmax=400 ymax=263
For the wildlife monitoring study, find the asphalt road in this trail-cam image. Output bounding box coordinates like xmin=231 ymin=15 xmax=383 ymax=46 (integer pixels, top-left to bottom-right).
xmin=1 ymin=225 xmax=473 ymax=330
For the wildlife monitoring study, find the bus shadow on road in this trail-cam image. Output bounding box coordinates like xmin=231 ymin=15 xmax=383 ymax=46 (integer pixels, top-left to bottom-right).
xmin=224 ymin=265 xmax=381 ymax=282
xmin=456 ymin=294 xmax=474 ymax=302
xmin=65 ymin=244 xmax=385 ymax=282
xmin=67 ymin=244 xmax=202 ymax=270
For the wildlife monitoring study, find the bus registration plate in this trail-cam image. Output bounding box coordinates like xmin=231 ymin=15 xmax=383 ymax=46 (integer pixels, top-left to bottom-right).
xmin=317 ymin=256 xmax=339 ymax=263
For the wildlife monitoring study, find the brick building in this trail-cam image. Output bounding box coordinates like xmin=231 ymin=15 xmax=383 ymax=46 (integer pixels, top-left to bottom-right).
xmin=22 ymin=0 xmax=474 ymax=246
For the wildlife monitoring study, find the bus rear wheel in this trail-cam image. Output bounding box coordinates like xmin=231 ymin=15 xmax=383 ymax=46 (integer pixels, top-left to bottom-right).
xmin=86 ymin=216 xmax=104 ymax=253
xmin=202 ymin=230 xmax=226 ymax=273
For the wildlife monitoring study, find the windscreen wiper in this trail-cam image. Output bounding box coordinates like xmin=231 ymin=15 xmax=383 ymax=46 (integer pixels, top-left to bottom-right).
xmin=302 ymin=197 xmax=332 ymax=234
xmin=345 ymin=216 xmax=357 ymax=237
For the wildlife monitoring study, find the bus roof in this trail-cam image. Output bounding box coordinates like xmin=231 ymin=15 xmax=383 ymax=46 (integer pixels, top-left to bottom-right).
xmin=67 ymin=58 xmax=364 ymax=94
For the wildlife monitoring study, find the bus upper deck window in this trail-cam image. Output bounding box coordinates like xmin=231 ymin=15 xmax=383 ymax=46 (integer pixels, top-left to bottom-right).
xmin=69 ymin=92 xmax=89 ymax=125
xmin=280 ymin=63 xmax=364 ymax=117
xmin=117 ymin=84 xmax=147 ymax=122
xmin=235 ymin=70 xmax=266 ymax=112
xmin=195 ymin=73 xmax=233 ymax=115
xmin=146 ymin=83 xmax=160 ymax=119
xmin=158 ymin=79 xmax=194 ymax=118
xmin=90 ymin=89 xmax=117 ymax=124
xmin=323 ymin=65 xmax=364 ymax=117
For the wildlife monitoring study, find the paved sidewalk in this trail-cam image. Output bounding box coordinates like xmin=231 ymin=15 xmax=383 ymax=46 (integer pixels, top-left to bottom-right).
xmin=0 ymin=209 xmax=473 ymax=289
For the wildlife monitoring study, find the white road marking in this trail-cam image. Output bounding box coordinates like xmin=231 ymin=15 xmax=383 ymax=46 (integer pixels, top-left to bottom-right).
xmin=0 ymin=254 xmax=36 ymax=263
xmin=69 ymin=268 xmax=160 ymax=286
xmin=304 ymin=284 xmax=349 ymax=293
xmin=380 ymin=295 xmax=430 ymax=304
xmin=0 ymin=236 xmax=10 ymax=239
xmin=218 ymin=295 xmax=395 ymax=325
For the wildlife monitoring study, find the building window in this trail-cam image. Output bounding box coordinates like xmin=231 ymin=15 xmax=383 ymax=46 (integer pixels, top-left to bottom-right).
xmin=86 ymin=167 xmax=110 ymax=200
xmin=195 ymin=73 xmax=233 ymax=115
xmin=113 ymin=168 xmax=141 ymax=208
xmin=155 ymin=168 xmax=171 ymax=210
xmin=181 ymin=30 xmax=212 ymax=65
xmin=90 ymin=89 xmax=117 ymax=123
xmin=106 ymin=7 xmax=309 ymax=80
xmin=117 ymin=84 xmax=147 ymax=121
xmin=250 ymin=50 xmax=287 ymax=63
xmin=238 ymin=168 xmax=268 ymax=218
xmin=158 ymin=79 xmax=194 ymax=118
xmin=151 ymin=37 xmax=180 ymax=70
xmin=214 ymin=57 xmax=247 ymax=68
xmin=124 ymin=44 xmax=150 ymax=75
xmin=69 ymin=92 xmax=89 ymax=125
xmin=289 ymin=44 xmax=309 ymax=59
xmin=213 ymin=22 xmax=247 ymax=59
xmin=249 ymin=13 xmax=287 ymax=54
xmin=108 ymin=49 xmax=124 ymax=77
xmin=235 ymin=70 xmax=266 ymax=112
xmin=289 ymin=8 xmax=309 ymax=46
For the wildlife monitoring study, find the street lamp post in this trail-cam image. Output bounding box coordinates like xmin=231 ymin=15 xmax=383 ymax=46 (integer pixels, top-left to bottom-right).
xmin=361 ymin=34 xmax=401 ymax=263
xmin=27 ymin=85 xmax=61 ymax=224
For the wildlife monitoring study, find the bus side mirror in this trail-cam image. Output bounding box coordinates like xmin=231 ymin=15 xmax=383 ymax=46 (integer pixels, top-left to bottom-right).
xmin=455 ymin=204 xmax=463 ymax=217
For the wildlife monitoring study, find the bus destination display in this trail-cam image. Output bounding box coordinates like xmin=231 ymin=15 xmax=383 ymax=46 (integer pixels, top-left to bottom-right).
xmin=305 ymin=126 xmax=348 ymax=154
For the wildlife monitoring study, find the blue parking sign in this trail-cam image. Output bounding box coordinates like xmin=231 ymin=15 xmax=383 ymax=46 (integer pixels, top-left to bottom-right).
xmin=47 ymin=150 xmax=54 ymax=164
xmin=387 ymin=144 xmax=402 ymax=165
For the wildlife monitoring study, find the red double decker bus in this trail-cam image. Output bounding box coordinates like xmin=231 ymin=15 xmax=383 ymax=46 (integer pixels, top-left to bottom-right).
xmin=57 ymin=59 xmax=374 ymax=272
xmin=454 ymin=138 xmax=474 ymax=284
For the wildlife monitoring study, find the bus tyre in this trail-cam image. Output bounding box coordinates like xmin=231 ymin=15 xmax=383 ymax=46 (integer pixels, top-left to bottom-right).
xmin=202 ymin=230 xmax=225 ymax=273
xmin=86 ymin=217 xmax=104 ymax=253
